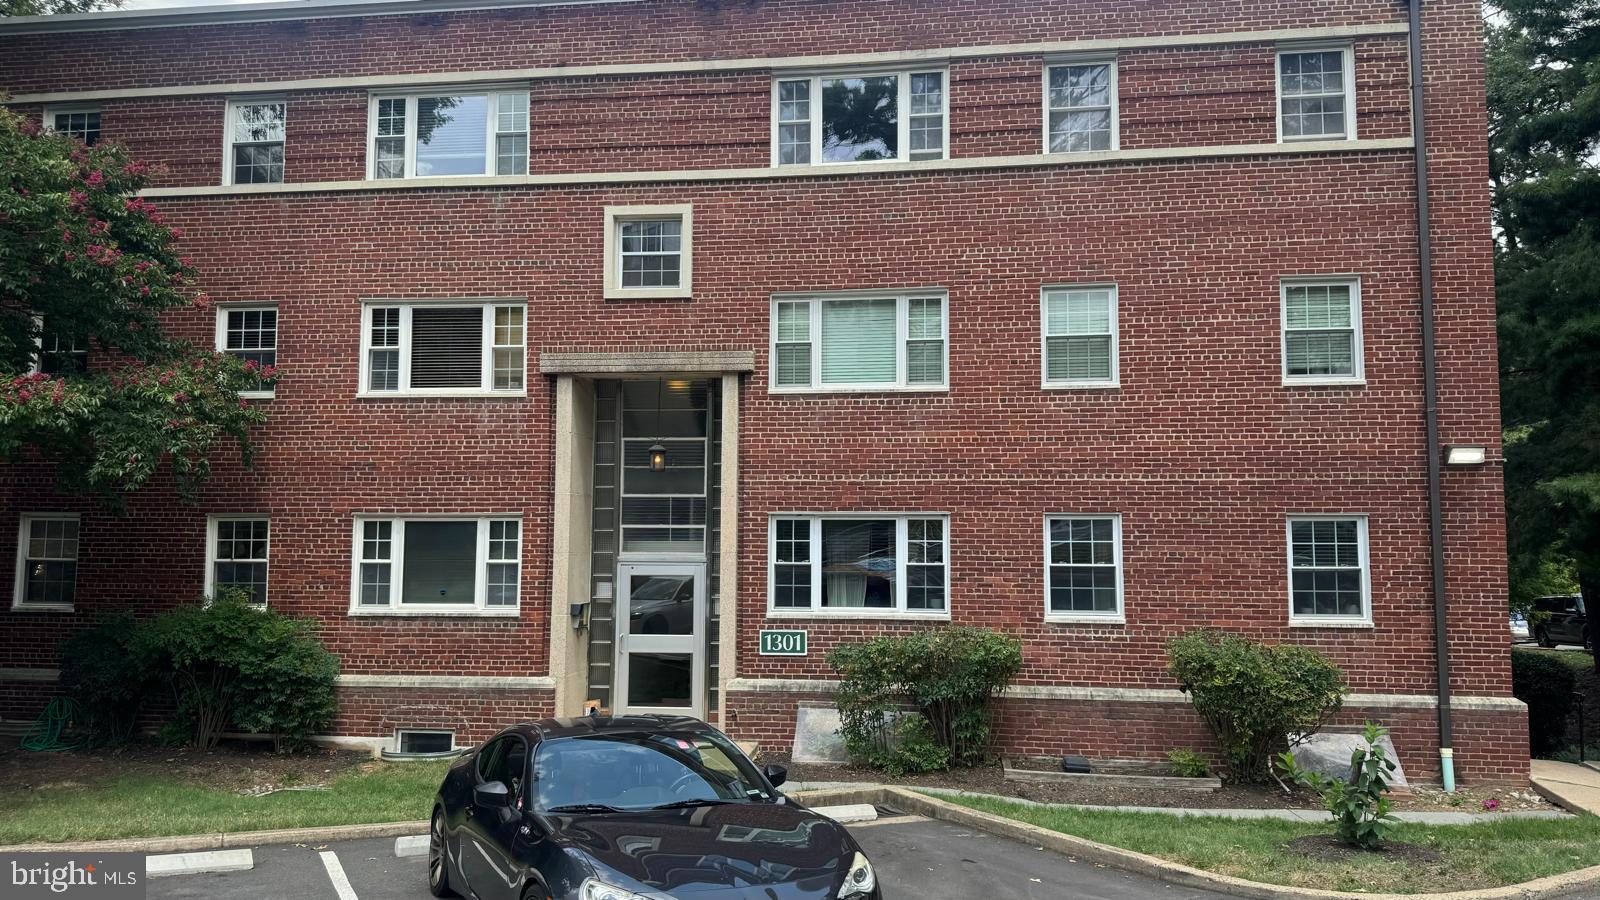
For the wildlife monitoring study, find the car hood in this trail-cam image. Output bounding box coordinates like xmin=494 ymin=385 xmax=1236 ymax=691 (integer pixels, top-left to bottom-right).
xmin=545 ymin=801 xmax=854 ymax=897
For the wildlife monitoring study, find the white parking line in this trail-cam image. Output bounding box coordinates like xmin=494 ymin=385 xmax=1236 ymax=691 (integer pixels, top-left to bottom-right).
xmin=320 ymin=850 xmax=359 ymax=900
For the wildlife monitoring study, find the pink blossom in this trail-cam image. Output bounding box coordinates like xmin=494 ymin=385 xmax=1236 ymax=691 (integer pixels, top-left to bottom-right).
xmin=242 ymin=359 xmax=261 ymax=373
xmin=18 ymin=118 xmax=40 ymax=136
xmin=122 ymin=161 xmax=150 ymax=178
xmin=260 ymin=365 xmax=278 ymax=379
xmin=68 ymin=190 xmax=88 ymax=209
xmin=172 ymin=392 xmax=189 ymax=404
xmin=238 ymin=399 xmax=250 ymax=410
xmin=178 ymin=256 xmax=194 ymax=268
xmin=62 ymin=230 xmax=74 ymax=243
xmin=17 ymin=389 xmax=31 ymax=402
xmin=1482 ymin=798 xmax=1501 ymax=811
xmin=84 ymin=170 xmax=105 ymax=188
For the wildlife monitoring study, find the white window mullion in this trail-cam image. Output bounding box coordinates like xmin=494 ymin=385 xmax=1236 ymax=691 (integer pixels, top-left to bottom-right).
xmin=398 ymin=306 xmax=414 ymax=390
xmin=474 ymin=518 xmax=490 ymax=609
xmin=810 ymin=299 xmax=823 ymax=386
xmin=358 ymin=306 xmax=372 ymax=390
xmin=894 ymin=517 xmax=909 ymax=612
xmin=810 ymin=76 xmax=824 ymax=165
xmin=810 ymin=518 xmax=823 ymax=608
xmin=479 ymin=306 xmax=494 ymax=391
xmin=391 ymin=520 xmax=406 ymax=608
xmin=405 ymin=104 xmax=419 ymax=178
xmin=897 ymin=76 xmax=912 ymax=163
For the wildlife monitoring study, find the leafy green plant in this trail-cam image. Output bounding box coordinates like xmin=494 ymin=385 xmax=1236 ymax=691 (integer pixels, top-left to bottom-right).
xmin=828 ymin=627 xmax=1023 ymax=770
xmin=58 ymin=613 xmax=157 ymax=743
xmin=1166 ymin=748 xmax=1211 ymax=778
xmin=1167 ymin=630 xmax=1347 ymax=783
xmin=869 ymin=714 xmax=952 ymax=776
xmin=137 ymin=591 xmax=338 ymax=750
xmin=1277 ymin=722 xmax=1399 ymax=850
xmin=1511 ymin=649 xmax=1578 ymax=756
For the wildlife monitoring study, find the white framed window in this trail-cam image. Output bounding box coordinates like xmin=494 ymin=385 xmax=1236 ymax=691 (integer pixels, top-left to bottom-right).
xmin=359 ymin=300 xmax=526 ymax=397
xmin=215 ymin=305 xmax=278 ymax=398
xmin=771 ymin=69 xmax=947 ymax=166
xmin=1287 ymin=515 xmax=1371 ymax=626
xmin=30 ymin=319 xmax=88 ymax=376
xmin=770 ymin=291 xmax=947 ymax=392
xmin=367 ymin=89 xmax=529 ymax=180
xmin=1277 ymin=46 xmax=1355 ymax=142
xmin=1281 ymin=278 xmax=1363 ymax=385
xmin=45 ymin=106 xmax=101 ymax=146
xmin=1042 ymin=284 xmax=1118 ymax=388
xmin=395 ymin=729 xmax=455 ymax=754
xmin=223 ymin=99 xmax=285 ymax=185
xmin=205 ymin=516 xmax=269 ymax=605
xmin=769 ymin=514 xmax=949 ymax=618
xmin=13 ymin=514 xmax=80 ymax=611
xmin=1044 ymin=59 xmax=1118 ymax=153
xmin=351 ymin=516 xmax=521 ymax=614
xmin=1044 ymin=515 xmax=1123 ymax=623
xmin=602 ymin=205 xmax=693 ymax=300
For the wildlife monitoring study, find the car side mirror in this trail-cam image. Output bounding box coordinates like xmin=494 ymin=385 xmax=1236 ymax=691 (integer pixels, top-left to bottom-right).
xmin=764 ymin=765 xmax=787 ymax=788
xmin=474 ymin=781 xmax=512 ymax=808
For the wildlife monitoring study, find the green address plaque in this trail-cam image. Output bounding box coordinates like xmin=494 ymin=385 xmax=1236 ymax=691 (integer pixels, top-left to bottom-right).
xmin=758 ymin=629 xmax=808 ymax=656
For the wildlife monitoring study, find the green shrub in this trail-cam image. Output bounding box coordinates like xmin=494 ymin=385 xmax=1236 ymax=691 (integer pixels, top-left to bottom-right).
xmin=138 ymin=591 xmax=339 ymax=751
xmin=870 ymin=714 xmax=953 ymax=776
xmin=1167 ymin=630 xmax=1347 ymax=783
xmin=1278 ymin=722 xmax=1399 ymax=850
xmin=828 ymin=627 xmax=1023 ymax=770
xmin=1166 ymin=748 xmax=1211 ymax=778
xmin=59 ymin=614 xmax=157 ymax=743
xmin=1511 ymin=649 xmax=1577 ymax=756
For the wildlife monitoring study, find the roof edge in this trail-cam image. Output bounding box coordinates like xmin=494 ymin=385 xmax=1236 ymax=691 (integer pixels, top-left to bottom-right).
xmin=0 ymin=0 xmax=643 ymax=35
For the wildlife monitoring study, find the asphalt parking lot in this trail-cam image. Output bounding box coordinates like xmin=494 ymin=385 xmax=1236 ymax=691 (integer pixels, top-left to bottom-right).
xmin=147 ymin=815 xmax=1235 ymax=900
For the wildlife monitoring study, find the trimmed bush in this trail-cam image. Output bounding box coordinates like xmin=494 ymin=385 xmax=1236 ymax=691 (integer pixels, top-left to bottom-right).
xmin=58 ymin=614 xmax=157 ymax=743
xmin=1167 ymin=630 xmax=1347 ymax=783
xmin=828 ymin=626 xmax=1023 ymax=771
xmin=1512 ymin=648 xmax=1577 ymax=756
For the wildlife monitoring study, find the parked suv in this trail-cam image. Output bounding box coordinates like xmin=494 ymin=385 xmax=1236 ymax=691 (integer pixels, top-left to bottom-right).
xmin=1532 ymin=594 xmax=1590 ymax=649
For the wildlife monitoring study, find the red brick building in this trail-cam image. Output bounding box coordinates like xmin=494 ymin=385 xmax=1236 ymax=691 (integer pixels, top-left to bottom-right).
xmin=0 ymin=0 xmax=1526 ymax=781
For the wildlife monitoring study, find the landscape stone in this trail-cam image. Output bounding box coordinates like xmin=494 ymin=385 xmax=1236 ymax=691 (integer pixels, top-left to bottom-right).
xmin=1291 ymin=731 xmax=1409 ymax=787
xmin=792 ymin=706 xmax=851 ymax=764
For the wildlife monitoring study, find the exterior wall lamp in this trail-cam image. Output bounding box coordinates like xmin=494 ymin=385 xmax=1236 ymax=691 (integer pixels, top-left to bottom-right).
xmin=1445 ymin=445 xmax=1487 ymax=466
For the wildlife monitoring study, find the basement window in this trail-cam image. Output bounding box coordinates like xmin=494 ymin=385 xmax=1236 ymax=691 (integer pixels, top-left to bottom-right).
xmin=396 ymin=729 xmax=455 ymax=755
xmin=360 ymin=301 xmax=525 ymax=396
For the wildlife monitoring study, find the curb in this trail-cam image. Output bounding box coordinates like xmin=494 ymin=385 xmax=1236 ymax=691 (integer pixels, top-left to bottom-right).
xmin=886 ymin=787 xmax=1600 ymax=900
xmin=146 ymin=849 xmax=253 ymax=879
xmin=0 ymin=820 xmax=429 ymax=855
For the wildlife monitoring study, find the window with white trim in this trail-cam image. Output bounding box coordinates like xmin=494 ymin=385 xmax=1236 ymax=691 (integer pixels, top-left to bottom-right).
xmin=360 ymin=301 xmax=525 ymax=395
xmin=770 ymin=292 xmax=946 ymax=391
xmin=1287 ymin=515 xmax=1370 ymax=623
xmin=772 ymin=70 xmax=947 ymax=165
xmin=34 ymin=325 xmax=88 ymax=376
xmin=14 ymin=514 xmax=79 ymax=610
xmin=1045 ymin=515 xmax=1122 ymax=620
xmin=216 ymin=306 xmax=277 ymax=397
xmin=1281 ymin=279 xmax=1362 ymax=383
xmin=603 ymin=205 xmax=693 ymax=299
xmin=769 ymin=515 xmax=948 ymax=615
xmin=1277 ymin=47 xmax=1355 ymax=141
xmin=368 ymin=90 xmax=529 ymax=180
xmin=1042 ymin=285 xmax=1117 ymax=387
xmin=1045 ymin=61 xmax=1117 ymax=152
xmin=46 ymin=107 xmax=100 ymax=146
xmin=224 ymin=100 xmax=285 ymax=185
xmin=353 ymin=517 xmax=520 ymax=612
xmin=396 ymin=729 xmax=455 ymax=754
xmin=206 ymin=516 xmax=269 ymax=605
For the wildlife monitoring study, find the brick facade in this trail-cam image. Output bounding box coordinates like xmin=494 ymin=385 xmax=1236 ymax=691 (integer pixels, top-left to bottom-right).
xmin=0 ymin=0 xmax=1524 ymax=782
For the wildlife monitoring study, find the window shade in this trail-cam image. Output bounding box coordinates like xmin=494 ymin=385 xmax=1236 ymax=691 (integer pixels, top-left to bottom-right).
xmin=820 ymin=298 xmax=897 ymax=384
xmin=410 ymin=307 xmax=483 ymax=388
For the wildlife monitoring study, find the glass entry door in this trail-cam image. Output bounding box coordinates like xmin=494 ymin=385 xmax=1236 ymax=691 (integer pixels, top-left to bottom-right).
xmin=615 ymin=563 xmax=706 ymax=718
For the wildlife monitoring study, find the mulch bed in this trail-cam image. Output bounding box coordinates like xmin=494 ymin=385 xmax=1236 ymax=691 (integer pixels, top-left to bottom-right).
xmin=0 ymin=735 xmax=375 ymax=797
xmin=1286 ymin=833 xmax=1443 ymax=864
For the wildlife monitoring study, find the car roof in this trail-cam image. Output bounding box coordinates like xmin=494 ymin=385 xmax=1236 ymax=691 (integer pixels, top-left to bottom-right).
xmin=494 ymin=714 xmax=713 ymax=743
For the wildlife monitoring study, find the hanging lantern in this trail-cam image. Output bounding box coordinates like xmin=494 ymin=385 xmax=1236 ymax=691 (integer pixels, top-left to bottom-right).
xmin=648 ymin=442 xmax=668 ymax=472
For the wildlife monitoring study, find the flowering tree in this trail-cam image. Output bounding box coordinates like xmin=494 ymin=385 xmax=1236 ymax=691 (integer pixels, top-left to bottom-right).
xmin=0 ymin=107 xmax=275 ymax=503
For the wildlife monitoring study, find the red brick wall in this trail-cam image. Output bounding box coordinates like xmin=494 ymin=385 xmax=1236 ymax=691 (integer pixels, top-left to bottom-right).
xmin=332 ymin=687 xmax=555 ymax=741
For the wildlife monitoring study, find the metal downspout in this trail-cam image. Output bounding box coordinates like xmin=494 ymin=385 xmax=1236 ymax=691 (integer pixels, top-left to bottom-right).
xmin=1408 ymin=0 xmax=1455 ymax=791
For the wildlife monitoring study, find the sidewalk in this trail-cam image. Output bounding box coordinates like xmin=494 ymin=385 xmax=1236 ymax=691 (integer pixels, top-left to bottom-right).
xmin=1531 ymin=759 xmax=1600 ymax=815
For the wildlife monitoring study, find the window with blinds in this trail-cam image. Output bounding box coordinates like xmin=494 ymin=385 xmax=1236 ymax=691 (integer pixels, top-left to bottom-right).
xmin=368 ymin=90 xmax=528 ymax=180
xmin=1043 ymin=285 xmax=1117 ymax=387
xmin=361 ymin=302 xmax=525 ymax=395
xmin=771 ymin=292 xmax=946 ymax=391
xmin=1281 ymin=279 xmax=1362 ymax=383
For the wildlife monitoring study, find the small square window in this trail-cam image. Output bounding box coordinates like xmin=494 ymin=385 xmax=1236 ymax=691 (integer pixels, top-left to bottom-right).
xmin=1045 ymin=62 xmax=1117 ymax=153
xmin=1278 ymin=47 xmax=1355 ymax=141
xmin=1282 ymin=279 xmax=1363 ymax=384
xmin=46 ymin=108 xmax=101 ymax=146
xmin=396 ymin=729 xmax=455 ymax=755
xmin=1045 ymin=515 xmax=1122 ymax=621
xmin=603 ymin=206 xmax=693 ymax=299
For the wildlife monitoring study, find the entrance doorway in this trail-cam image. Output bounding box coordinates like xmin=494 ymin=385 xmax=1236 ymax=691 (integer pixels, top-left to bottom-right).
xmin=614 ymin=562 xmax=706 ymax=718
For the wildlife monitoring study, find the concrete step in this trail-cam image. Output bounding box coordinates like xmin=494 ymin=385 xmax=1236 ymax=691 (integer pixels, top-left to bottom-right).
xmin=1530 ymin=759 xmax=1600 ymax=815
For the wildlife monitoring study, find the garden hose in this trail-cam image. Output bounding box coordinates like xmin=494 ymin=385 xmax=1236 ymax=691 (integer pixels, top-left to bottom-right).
xmin=19 ymin=697 xmax=87 ymax=752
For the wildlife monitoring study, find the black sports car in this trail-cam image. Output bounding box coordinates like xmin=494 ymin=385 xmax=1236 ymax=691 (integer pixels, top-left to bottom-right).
xmin=427 ymin=715 xmax=882 ymax=900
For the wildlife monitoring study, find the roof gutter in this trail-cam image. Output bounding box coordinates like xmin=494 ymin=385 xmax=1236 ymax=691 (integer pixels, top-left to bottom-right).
xmin=0 ymin=0 xmax=644 ymax=34
xmin=1407 ymin=0 xmax=1455 ymax=792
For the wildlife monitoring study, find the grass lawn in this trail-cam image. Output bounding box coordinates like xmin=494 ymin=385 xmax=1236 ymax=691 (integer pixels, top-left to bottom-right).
xmin=938 ymin=792 xmax=1600 ymax=894
xmin=0 ymin=759 xmax=452 ymax=845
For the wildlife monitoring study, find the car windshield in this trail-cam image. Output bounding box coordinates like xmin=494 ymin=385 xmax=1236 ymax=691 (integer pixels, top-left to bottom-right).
xmin=531 ymin=730 xmax=774 ymax=812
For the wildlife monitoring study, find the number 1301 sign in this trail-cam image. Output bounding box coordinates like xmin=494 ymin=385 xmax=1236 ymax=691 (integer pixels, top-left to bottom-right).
xmin=759 ymin=629 xmax=807 ymax=656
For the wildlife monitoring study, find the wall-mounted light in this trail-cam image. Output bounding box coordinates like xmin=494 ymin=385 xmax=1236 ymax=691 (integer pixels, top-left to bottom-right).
xmin=1445 ymin=445 xmax=1487 ymax=466
xmin=648 ymin=442 xmax=667 ymax=472
xmin=569 ymin=600 xmax=589 ymax=630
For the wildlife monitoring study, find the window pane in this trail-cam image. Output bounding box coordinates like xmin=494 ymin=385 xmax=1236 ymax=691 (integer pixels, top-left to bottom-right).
xmin=496 ymin=93 xmax=528 ymax=134
xmin=776 ymin=301 xmax=810 ymax=342
xmin=360 ymin=562 xmax=391 ymax=605
xmin=410 ymin=307 xmax=483 ymax=389
xmin=1046 ymin=336 xmax=1112 ymax=381
xmin=775 ymin=344 xmax=812 ymax=387
xmin=820 ymin=298 xmax=897 ymax=384
xmin=1285 ymin=285 xmax=1352 ymax=329
xmin=495 ymin=133 xmax=528 ymax=176
xmin=619 ymin=219 xmax=682 ymax=288
xmin=415 ymin=95 xmax=489 ymax=177
xmin=627 ymin=653 xmax=693 ymax=707
xmin=821 ymin=76 xmax=898 ymax=162
xmin=1047 ymin=290 xmax=1111 ymax=334
xmin=820 ymin=519 xmax=895 ymax=608
xmin=232 ymin=102 xmax=285 ymax=144
xmin=400 ymin=521 xmax=477 ymax=604
xmin=1285 ymin=332 xmax=1355 ymax=376
xmin=906 ymin=340 xmax=944 ymax=385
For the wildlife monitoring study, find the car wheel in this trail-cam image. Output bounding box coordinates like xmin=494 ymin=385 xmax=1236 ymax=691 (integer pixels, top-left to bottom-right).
xmin=521 ymin=883 xmax=553 ymax=900
xmin=427 ymin=808 xmax=455 ymax=898
xmin=1536 ymin=627 xmax=1555 ymax=648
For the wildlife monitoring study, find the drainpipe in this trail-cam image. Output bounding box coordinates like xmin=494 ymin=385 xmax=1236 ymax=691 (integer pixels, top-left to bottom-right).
xmin=1407 ymin=0 xmax=1455 ymax=792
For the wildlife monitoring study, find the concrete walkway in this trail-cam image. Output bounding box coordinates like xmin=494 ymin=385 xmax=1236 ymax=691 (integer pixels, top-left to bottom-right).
xmin=1532 ymin=759 xmax=1600 ymax=815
